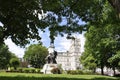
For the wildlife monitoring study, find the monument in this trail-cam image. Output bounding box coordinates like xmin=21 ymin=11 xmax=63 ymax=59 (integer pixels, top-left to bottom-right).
xmin=41 ymin=43 xmax=60 ymax=74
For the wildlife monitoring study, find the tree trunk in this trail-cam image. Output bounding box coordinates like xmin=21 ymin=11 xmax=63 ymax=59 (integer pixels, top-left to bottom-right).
xmin=108 ymin=0 xmax=120 ymax=18
xmin=14 ymin=67 xmax=17 ymax=70
xmin=113 ymin=67 xmax=116 ymax=76
xmin=101 ymin=66 xmax=104 ymax=75
xmin=93 ymin=68 xmax=96 ymax=73
xmin=101 ymin=60 xmax=104 ymax=75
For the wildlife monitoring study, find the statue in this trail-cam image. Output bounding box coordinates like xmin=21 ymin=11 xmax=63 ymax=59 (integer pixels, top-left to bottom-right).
xmin=45 ymin=43 xmax=57 ymax=64
xmin=41 ymin=43 xmax=60 ymax=74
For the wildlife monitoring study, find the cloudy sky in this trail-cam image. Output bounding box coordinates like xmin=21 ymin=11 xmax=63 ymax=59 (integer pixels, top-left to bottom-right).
xmin=2 ymin=15 xmax=86 ymax=58
xmin=4 ymin=29 xmax=85 ymax=58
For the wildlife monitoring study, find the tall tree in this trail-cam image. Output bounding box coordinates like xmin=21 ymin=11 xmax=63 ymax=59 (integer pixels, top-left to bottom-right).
xmin=0 ymin=0 xmax=119 ymax=46
xmin=83 ymin=19 xmax=120 ymax=75
xmin=24 ymin=44 xmax=48 ymax=68
xmin=108 ymin=0 xmax=120 ymax=18
xmin=0 ymin=0 xmax=47 ymax=46
xmin=0 ymin=44 xmax=12 ymax=69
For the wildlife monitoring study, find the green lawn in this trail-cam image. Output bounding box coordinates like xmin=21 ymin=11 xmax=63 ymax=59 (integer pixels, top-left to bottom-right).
xmin=0 ymin=72 xmax=119 ymax=80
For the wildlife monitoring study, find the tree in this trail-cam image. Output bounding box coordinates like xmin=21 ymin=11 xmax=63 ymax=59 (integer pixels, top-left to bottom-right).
xmin=0 ymin=0 xmax=119 ymax=46
xmin=0 ymin=0 xmax=47 ymax=46
xmin=10 ymin=58 xmax=20 ymax=70
xmin=80 ymin=1 xmax=120 ymax=75
xmin=23 ymin=44 xmax=48 ymax=68
xmin=108 ymin=0 xmax=120 ymax=18
xmin=80 ymin=52 xmax=97 ymax=73
xmin=0 ymin=44 xmax=12 ymax=69
xmin=83 ymin=21 xmax=120 ymax=75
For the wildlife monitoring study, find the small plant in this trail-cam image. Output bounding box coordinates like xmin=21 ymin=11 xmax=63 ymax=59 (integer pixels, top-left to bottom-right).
xmin=51 ymin=68 xmax=61 ymax=74
xmin=18 ymin=68 xmax=23 ymax=73
xmin=24 ymin=69 xmax=30 ymax=73
xmin=31 ymin=69 xmax=35 ymax=73
xmin=35 ymin=69 xmax=40 ymax=73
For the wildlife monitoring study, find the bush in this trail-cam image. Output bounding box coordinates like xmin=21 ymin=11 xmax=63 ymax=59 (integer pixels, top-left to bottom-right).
xmin=83 ymin=71 xmax=93 ymax=75
xmin=77 ymin=70 xmax=84 ymax=74
xmin=23 ymin=69 xmax=30 ymax=73
xmin=67 ymin=70 xmax=99 ymax=75
xmin=10 ymin=68 xmax=14 ymax=72
xmin=10 ymin=58 xmax=20 ymax=70
xmin=18 ymin=68 xmax=23 ymax=73
xmin=35 ymin=69 xmax=40 ymax=73
xmin=30 ymin=69 xmax=35 ymax=73
xmin=6 ymin=67 xmax=43 ymax=73
xmin=51 ymin=68 xmax=61 ymax=74
xmin=67 ymin=70 xmax=83 ymax=75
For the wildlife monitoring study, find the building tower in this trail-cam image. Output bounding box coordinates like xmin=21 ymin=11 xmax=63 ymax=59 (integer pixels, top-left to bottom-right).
xmin=56 ymin=37 xmax=82 ymax=70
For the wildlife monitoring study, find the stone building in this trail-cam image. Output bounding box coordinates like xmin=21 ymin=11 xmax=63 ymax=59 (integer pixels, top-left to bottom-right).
xmin=56 ymin=38 xmax=82 ymax=70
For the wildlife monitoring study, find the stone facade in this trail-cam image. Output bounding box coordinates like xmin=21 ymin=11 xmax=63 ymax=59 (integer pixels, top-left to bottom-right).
xmin=56 ymin=38 xmax=82 ymax=70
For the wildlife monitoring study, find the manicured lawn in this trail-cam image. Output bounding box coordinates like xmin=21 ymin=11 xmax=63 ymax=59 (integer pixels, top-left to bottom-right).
xmin=0 ymin=72 xmax=119 ymax=80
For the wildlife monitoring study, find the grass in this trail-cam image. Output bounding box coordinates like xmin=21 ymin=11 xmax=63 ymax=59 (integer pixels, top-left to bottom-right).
xmin=0 ymin=72 xmax=119 ymax=80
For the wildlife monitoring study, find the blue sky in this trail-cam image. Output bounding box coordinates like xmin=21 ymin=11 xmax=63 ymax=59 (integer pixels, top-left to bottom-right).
xmin=1 ymin=15 xmax=86 ymax=58
xmin=4 ymin=29 xmax=85 ymax=58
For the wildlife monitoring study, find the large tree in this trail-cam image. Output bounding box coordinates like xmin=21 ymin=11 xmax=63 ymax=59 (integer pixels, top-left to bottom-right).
xmin=0 ymin=44 xmax=13 ymax=69
xmin=0 ymin=0 xmax=47 ymax=46
xmin=23 ymin=44 xmax=48 ymax=68
xmin=82 ymin=19 xmax=120 ymax=75
xmin=0 ymin=0 xmax=120 ymax=46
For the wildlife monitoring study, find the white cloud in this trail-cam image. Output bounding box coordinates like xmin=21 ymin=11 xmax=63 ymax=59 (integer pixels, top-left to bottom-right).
xmin=4 ymin=32 xmax=85 ymax=58
xmin=4 ymin=39 xmax=25 ymax=58
xmin=54 ymin=33 xmax=85 ymax=52
xmin=55 ymin=35 xmax=71 ymax=52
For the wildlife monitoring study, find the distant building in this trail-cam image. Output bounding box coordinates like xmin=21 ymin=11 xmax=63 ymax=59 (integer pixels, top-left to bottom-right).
xmin=56 ymin=38 xmax=82 ymax=70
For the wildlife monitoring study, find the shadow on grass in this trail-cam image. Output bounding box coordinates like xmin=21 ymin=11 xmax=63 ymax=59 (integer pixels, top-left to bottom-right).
xmin=0 ymin=76 xmax=119 ymax=80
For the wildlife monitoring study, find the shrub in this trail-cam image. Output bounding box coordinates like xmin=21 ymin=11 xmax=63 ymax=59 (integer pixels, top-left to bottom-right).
xmin=67 ymin=70 xmax=99 ymax=75
xmin=23 ymin=69 xmax=30 ymax=73
xmin=35 ymin=69 xmax=41 ymax=73
xmin=77 ymin=70 xmax=84 ymax=74
xmin=51 ymin=68 xmax=61 ymax=74
xmin=67 ymin=70 xmax=80 ymax=75
xmin=10 ymin=58 xmax=20 ymax=70
xmin=10 ymin=67 xmax=14 ymax=72
xmin=18 ymin=68 xmax=23 ymax=73
xmin=31 ymin=69 xmax=35 ymax=73
xmin=83 ymin=71 xmax=93 ymax=75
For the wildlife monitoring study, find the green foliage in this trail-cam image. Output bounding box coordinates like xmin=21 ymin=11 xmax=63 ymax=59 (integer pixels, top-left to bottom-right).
xmin=22 ymin=68 xmax=42 ymax=73
xmin=1 ymin=0 xmax=119 ymax=45
xmin=7 ymin=68 xmax=42 ymax=73
xmin=81 ymin=2 xmax=120 ymax=71
xmin=66 ymin=70 xmax=99 ymax=75
xmin=24 ymin=44 xmax=48 ymax=68
xmin=0 ymin=44 xmax=12 ymax=69
xmin=18 ymin=68 xmax=23 ymax=73
xmin=108 ymin=51 xmax=120 ymax=68
xmin=80 ymin=52 xmax=97 ymax=72
xmin=0 ymin=0 xmax=47 ymax=46
xmin=67 ymin=70 xmax=83 ymax=75
xmin=10 ymin=58 xmax=20 ymax=70
xmin=23 ymin=69 xmax=30 ymax=73
xmin=82 ymin=8 xmax=120 ymax=74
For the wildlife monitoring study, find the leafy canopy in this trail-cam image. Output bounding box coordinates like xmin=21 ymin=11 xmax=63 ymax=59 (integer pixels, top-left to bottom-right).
xmin=24 ymin=44 xmax=48 ymax=68
xmin=0 ymin=0 xmax=120 ymax=46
